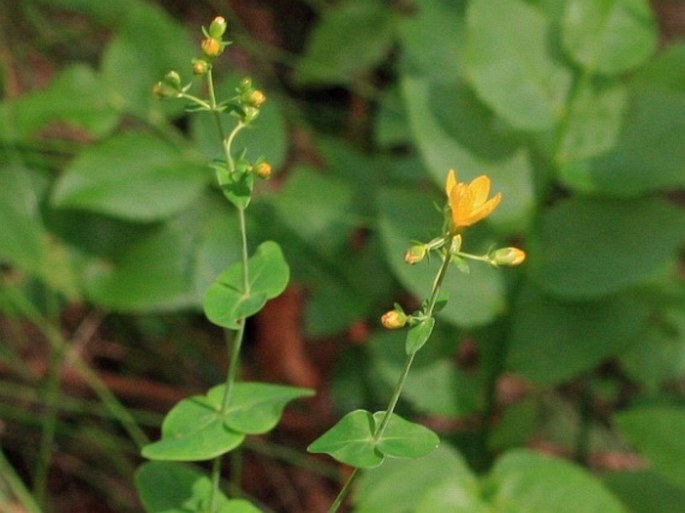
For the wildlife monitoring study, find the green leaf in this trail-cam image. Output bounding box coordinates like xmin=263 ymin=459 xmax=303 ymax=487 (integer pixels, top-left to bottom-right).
xmin=0 ymin=64 xmax=119 ymax=140
xmin=51 ymin=132 xmax=208 ymax=221
xmin=143 ymin=381 xmax=310 ymax=462
xmin=308 ymin=409 xmax=384 ymax=469
xmin=415 ymin=480 xmax=490 ymax=513
xmin=0 ymin=167 xmax=81 ymax=299
xmin=603 ymin=470 xmax=685 ymax=513
xmin=269 ymin=166 xmax=354 ymax=252
xmin=486 ymin=450 xmax=626 ymax=513
xmin=83 ymin=197 xmax=241 ymax=312
xmin=141 ymin=397 xmax=245 ymax=461
xmin=354 ymin=444 xmax=478 ymax=513
xmin=562 ymin=0 xmax=657 ymax=75
xmin=136 ymin=462 xmax=261 ymax=513
xmin=465 ymin=0 xmax=572 ymax=130
xmin=203 ymin=240 xmax=289 ymax=329
xmin=100 ymin=2 xmax=195 ymax=120
xmin=308 ymin=410 xmax=437 ymax=468
xmin=294 ymin=0 xmax=395 ymax=85
xmin=507 ymin=286 xmax=648 ymax=385
xmin=559 ymin=89 xmax=685 ymax=195
xmin=378 ymin=187 xmax=505 ymax=327
xmin=557 ymin=81 xmax=628 ymax=164
xmin=397 ymin=0 xmax=465 ymax=83
xmin=207 ymin=383 xmax=314 ymax=434
xmin=614 ymin=406 xmax=685 ymax=489
xmin=372 ymin=411 xmax=439 ymax=460
xmin=529 ymin=196 xmax=685 ymax=298
xmin=406 ymin=317 xmax=435 ymax=355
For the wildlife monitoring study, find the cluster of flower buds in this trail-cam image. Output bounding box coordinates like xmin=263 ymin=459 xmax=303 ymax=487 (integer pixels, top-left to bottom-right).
xmin=235 ymin=77 xmax=267 ymax=123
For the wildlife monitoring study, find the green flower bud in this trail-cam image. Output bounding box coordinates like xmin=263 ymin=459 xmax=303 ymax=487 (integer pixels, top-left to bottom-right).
xmin=164 ymin=71 xmax=181 ymax=88
xmin=490 ymin=247 xmax=526 ymax=267
xmin=208 ymin=16 xmax=228 ymax=38
xmin=404 ymin=244 xmax=427 ymax=265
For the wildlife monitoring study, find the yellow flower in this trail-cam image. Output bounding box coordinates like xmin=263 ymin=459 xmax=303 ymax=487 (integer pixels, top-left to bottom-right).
xmin=445 ymin=169 xmax=502 ymax=229
xmin=380 ymin=310 xmax=407 ymax=329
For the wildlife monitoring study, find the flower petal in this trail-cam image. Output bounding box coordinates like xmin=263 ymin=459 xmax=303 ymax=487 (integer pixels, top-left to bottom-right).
xmin=468 ymin=175 xmax=491 ymax=207
xmin=445 ymin=169 xmax=458 ymax=197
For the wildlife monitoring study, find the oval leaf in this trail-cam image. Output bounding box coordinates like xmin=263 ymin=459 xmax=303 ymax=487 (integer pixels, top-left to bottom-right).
xmin=51 ymin=132 xmax=208 ymax=221
xmin=530 ymin=196 xmax=685 ymax=298
xmin=465 ymin=0 xmax=572 ymax=130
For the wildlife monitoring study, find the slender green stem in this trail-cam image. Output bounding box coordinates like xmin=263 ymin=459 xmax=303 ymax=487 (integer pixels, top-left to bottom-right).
xmin=33 ymin=341 xmax=63 ymax=507
xmin=207 ymin=457 xmax=223 ymax=513
xmin=0 ymin=448 xmax=43 ymax=513
xmin=329 ymin=252 xmax=454 ymax=512
xmin=204 ymin=65 xmax=252 ymax=513
xmin=327 ymin=468 xmax=359 ymax=513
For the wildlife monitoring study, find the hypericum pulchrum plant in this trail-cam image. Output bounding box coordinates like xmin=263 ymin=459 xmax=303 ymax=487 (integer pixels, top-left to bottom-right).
xmin=135 ymin=17 xmax=313 ymax=513
xmin=308 ymin=169 xmax=525 ymax=513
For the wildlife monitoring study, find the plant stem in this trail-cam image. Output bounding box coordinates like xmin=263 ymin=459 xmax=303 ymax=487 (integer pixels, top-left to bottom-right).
xmin=328 ymin=252 xmax=454 ymax=512
xmin=0 ymin=448 xmax=43 ymax=513
xmin=204 ymin=66 xmax=252 ymax=513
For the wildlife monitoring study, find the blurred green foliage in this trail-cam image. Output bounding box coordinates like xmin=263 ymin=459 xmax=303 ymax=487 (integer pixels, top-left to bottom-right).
xmin=1 ymin=0 xmax=685 ymax=511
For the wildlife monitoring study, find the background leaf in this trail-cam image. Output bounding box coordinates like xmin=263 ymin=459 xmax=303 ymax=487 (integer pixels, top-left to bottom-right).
xmin=465 ymin=0 xmax=572 ymax=130
xmin=562 ymin=0 xmax=657 ymax=75
xmin=51 ymin=132 xmax=208 ymax=221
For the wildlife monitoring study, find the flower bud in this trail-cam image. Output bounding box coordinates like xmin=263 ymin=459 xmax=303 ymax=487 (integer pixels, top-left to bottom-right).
xmin=490 ymin=247 xmax=526 ymax=267
xmin=192 ymin=59 xmax=209 ymax=75
xmin=254 ymin=162 xmax=272 ymax=180
xmin=381 ymin=310 xmax=407 ymax=330
xmin=404 ymin=244 xmax=426 ymax=265
xmin=239 ymin=77 xmax=252 ymax=91
xmin=201 ymin=37 xmax=222 ymax=58
xmin=164 ymin=71 xmax=181 ymax=88
xmin=208 ymin=16 xmax=228 ymax=38
xmin=247 ymin=90 xmax=266 ymax=107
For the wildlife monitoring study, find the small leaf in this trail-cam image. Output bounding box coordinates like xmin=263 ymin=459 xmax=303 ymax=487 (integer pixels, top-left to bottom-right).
xmin=372 ymin=411 xmax=439 ymax=459
xmin=203 ymin=241 xmax=289 ymax=329
xmin=308 ymin=409 xmax=384 ymax=469
xmin=220 ymin=170 xmax=254 ymax=210
xmin=406 ymin=317 xmax=436 ymax=355
xmin=207 ymin=383 xmax=314 ymax=434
